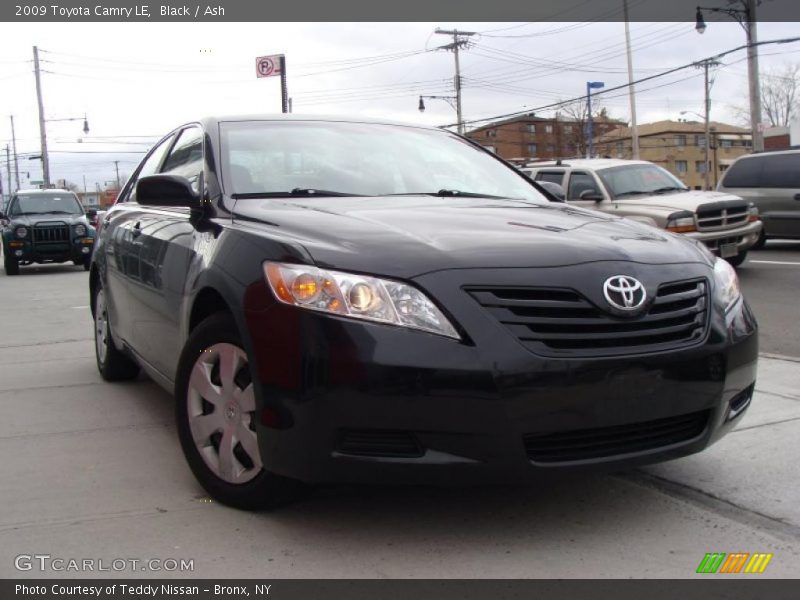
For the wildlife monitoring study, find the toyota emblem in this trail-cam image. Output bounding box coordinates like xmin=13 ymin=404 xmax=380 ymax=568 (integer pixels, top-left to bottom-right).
xmin=603 ymin=275 xmax=646 ymax=311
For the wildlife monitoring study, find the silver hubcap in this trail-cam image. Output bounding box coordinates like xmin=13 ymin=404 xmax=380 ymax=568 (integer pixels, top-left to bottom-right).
xmin=187 ymin=343 xmax=262 ymax=484
xmin=95 ymin=289 xmax=108 ymax=364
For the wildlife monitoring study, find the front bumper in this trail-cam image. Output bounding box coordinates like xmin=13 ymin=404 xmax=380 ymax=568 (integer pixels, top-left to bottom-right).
xmin=686 ymin=220 xmax=762 ymax=255
xmin=243 ymin=262 xmax=758 ymax=485
xmin=4 ymin=237 xmax=95 ymax=263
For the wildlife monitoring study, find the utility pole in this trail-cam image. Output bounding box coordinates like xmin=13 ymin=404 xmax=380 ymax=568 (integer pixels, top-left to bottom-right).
xmin=5 ymin=145 xmax=11 ymax=199
xmin=434 ymin=28 xmax=476 ymax=135
xmin=623 ymin=0 xmax=640 ymax=159
xmin=9 ymin=115 xmax=20 ymax=191
xmin=745 ymin=0 xmax=763 ymax=152
xmin=700 ymin=59 xmax=720 ymax=190
xmin=33 ymin=46 xmax=50 ymax=188
xmin=113 ymin=160 xmax=120 ymax=189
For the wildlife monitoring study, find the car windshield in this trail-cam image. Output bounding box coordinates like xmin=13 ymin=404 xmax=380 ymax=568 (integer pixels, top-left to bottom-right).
xmin=597 ymin=164 xmax=688 ymax=199
xmin=9 ymin=192 xmax=84 ymax=216
xmin=220 ymin=120 xmax=548 ymax=203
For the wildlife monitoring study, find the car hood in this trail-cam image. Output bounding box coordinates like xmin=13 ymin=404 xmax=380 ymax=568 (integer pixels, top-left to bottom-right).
xmin=231 ymin=195 xmax=708 ymax=279
xmin=7 ymin=214 xmax=89 ymax=227
xmin=613 ymin=190 xmax=747 ymax=214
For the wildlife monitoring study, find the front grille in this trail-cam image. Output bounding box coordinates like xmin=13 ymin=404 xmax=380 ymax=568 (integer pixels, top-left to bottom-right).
xmin=32 ymin=223 xmax=70 ymax=243
xmin=696 ymin=204 xmax=749 ymax=231
xmin=467 ymin=278 xmax=708 ymax=358
xmin=337 ymin=430 xmax=424 ymax=458
xmin=524 ymin=410 xmax=710 ymax=464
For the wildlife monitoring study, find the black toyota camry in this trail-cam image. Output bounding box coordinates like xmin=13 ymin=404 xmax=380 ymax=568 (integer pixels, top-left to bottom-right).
xmin=89 ymin=116 xmax=757 ymax=509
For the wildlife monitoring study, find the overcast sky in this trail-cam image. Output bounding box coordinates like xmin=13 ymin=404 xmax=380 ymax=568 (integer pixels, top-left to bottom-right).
xmin=1 ymin=18 xmax=799 ymax=192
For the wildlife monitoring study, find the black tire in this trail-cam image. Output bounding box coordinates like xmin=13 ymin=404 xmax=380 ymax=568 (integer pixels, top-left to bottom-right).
xmin=93 ymin=279 xmax=140 ymax=381
xmin=175 ymin=312 xmax=304 ymax=510
xmin=4 ymin=255 xmax=19 ymax=276
xmin=752 ymin=228 xmax=767 ymax=250
xmin=726 ymin=250 xmax=748 ymax=268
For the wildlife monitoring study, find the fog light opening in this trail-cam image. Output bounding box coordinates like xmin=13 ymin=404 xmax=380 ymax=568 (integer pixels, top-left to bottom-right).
xmin=14 ymin=250 xmax=23 ymax=257
xmin=81 ymin=247 xmax=91 ymax=254
xmin=727 ymin=384 xmax=754 ymax=421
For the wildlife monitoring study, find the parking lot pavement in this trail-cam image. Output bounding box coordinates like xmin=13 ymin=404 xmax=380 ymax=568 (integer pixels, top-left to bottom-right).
xmin=1 ymin=262 xmax=799 ymax=579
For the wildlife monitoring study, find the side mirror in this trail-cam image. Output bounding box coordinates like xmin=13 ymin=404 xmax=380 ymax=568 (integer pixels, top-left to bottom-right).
xmin=86 ymin=208 xmax=97 ymax=219
xmin=137 ymin=174 xmax=201 ymax=208
xmin=579 ymin=189 xmax=604 ymax=202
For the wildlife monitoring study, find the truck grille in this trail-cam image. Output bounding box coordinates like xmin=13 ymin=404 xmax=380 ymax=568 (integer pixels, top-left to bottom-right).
xmin=524 ymin=410 xmax=709 ymax=464
xmin=696 ymin=204 xmax=749 ymax=231
xmin=32 ymin=223 xmax=70 ymax=243
xmin=467 ymin=278 xmax=708 ymax=358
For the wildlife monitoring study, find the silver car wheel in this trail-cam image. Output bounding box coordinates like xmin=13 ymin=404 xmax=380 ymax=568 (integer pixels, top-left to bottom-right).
xmin=95 ymin=288 xmax=109 ymax=365
xmin=187 ymin=343 xmax=262 ymax=485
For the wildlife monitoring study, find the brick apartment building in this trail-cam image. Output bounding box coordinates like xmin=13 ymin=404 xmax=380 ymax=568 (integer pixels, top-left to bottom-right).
xmin=466 ymin=114 xmax=625 ymax=161
xmin=595 ymin=120 xmax=752 ymax=189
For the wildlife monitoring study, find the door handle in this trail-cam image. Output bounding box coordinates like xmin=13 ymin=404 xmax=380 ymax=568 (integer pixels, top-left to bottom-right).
xmin=131 ymin=222 xmax=142 ymax=237
xmin=793 ymin=193 xmax=800 ymax=201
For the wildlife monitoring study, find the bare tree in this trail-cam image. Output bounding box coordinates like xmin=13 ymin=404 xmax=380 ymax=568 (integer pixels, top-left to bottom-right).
xmin=558 ymin=98 xmax=612 ymax=157
xmin=62 ymin=180 xmax=81 ymax=193
xmin=730 ymin=62 xmax=799 ymax=128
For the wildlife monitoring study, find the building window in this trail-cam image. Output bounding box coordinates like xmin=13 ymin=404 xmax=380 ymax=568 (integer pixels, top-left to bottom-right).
xmin=527 ymin=124 xmax=536 ymax=134
xmin=563 ymin=124 xmax=573 ymax=134
xmin=486 ymin=129 xmax=497 ymax=138
xmin=675 ymin=135 xmax=687 ymax=149
xmin=695 ymin=134 xmax=706 ymax=147
xmin=616 ymin=141 xmax=624 ymax=156
xmin=545 ymin=124 xmax=553 ymax=134
xmin=675 ymin=160 xmax=688 ymax=174
xmin=696 ymin=161 xmax=707 ymax=173
xmin=720 ymin=139 xmax=733 ymax=149
xmin=527 ymin=143 xmax=538 ymax=156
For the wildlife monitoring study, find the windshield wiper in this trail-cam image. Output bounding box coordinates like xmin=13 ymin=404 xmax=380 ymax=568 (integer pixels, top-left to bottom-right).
xmin=651 ymin=186 xmax=687 ymax=194
xmin=614 ymin=190 xmax=651 ymax=198
xmin=231 ymin=189 xmax=364 ymax=199
xmin=40 ymin=210 xmax=77 ymax=215
xmin=388 ymin=189 xmax=516 ymax=200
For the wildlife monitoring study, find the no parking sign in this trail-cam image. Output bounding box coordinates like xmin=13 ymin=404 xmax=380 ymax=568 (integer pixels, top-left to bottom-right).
xmin=255 ymin=54 xmax=283 ymax=78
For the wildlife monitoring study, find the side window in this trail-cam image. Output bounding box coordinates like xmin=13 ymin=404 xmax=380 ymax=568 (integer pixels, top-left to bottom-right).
xmin=122 ymin=134 xmax=175 ymax=203
xmin=721 ymin=156 xmax=763 ymax=188
xmin=535 ymin=171 xmax=565 ymax=186
xmin=161 ymin=126 xmax=203 ymax=185
xmin=567 ymin=172 xmax=601 ymax=200
xmin=760 ymin=154 xmax=800 ymax=188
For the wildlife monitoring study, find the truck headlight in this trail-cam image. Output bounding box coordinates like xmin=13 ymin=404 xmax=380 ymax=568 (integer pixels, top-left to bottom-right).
xmin=264 ymin=262 xmax=460 ymax=339
xmin=748 ymin=203 xmax=760 ymax=222
xmin=15 ymin=226 xmax=27 ymax=239
xmin=666 ymin=212 xmax=697 ymax=233
xmin=713 ymin=257 xmax=741 ymax=313
xmin=74 ymin=224 xmax=87 ymax=237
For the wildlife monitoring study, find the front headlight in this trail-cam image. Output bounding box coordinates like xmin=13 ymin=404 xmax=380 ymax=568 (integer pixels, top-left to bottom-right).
xmin=264 ymin=262 xmax=460 ymax=339
xmin=713 ymin=257 xmax=741 ymax=313
xmin=74 ymin=224 xmax=87 ymax=237
xmin=15 ymin=226 xmax=27 ymax=239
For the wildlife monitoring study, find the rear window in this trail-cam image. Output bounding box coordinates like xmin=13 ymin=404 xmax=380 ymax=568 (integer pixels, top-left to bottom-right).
xmin=535 ymin=171 xmax=565 ymax=185
xmin=722 ymin=153 xmax=800 ymax=189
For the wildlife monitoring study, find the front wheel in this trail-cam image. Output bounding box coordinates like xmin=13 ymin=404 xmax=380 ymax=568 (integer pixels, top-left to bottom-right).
xmin=174 ymin=312 xmax=304 ymax=510
xmin=726 ymin=250 xmax=748 ymax=268
xmin=4 ymin=255 xmax=19 ymax=276
xmin=752 ymin=228 xmax=767 ymax=250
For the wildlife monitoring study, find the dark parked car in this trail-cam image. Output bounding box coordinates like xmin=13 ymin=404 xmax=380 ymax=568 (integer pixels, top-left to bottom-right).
xmin=90 ymin=116 xmax=758 ymax=509
xmin=1 ymin=189 xmax=96 ymax=275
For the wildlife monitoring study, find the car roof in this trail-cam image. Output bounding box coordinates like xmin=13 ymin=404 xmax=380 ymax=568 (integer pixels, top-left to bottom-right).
xmin=524 ymin=159 xmax=655 ymax=170
xmin=732 ymin=149 xmax=800 ymax=160
xmin=201 ymin=114 xmax=442 ymax=132
xmin=15 ymin=188 xmax=74 ymax=194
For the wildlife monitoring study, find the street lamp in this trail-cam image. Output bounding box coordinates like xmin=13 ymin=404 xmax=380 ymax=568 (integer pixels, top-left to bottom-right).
xmin=418 ymin=95 xmax=458 ymax=114
xmin=37 ymin=113 xmax=90 ymax=188
xmin=586 ymin=81 xmax=605 ymax=159
xmin=695 ymin=2 xmax=763 ymax=152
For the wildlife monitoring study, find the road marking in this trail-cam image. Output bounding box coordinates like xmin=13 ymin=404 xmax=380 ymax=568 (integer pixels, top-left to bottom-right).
xmin=71 ymin=305 xmax=89 ymax=309
xmin=749 ymin=260 xmax=800 ymax=266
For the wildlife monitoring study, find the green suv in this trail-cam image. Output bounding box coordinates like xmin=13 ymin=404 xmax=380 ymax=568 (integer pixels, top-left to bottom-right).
xmin=1 ymin=189 xmax=96 ymax=275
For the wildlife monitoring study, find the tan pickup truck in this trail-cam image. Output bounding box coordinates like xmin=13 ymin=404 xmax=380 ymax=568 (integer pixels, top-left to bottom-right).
xmin=523 ymin=159 xmax=762 ymax=266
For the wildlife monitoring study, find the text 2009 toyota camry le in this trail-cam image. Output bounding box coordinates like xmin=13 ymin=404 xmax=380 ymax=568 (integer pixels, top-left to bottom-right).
xmin=89 ymin=116 xmax=757 ymax=509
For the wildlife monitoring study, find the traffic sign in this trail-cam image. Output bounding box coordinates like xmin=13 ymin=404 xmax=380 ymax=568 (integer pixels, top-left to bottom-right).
xmin=255 ymin=54 xmax=283 ymax=78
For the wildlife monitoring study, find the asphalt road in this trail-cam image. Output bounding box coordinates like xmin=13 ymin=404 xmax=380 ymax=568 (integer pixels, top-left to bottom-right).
xmin=0 ymin=248 xmax=798 ymax=579
xmin=737 ymin=239 xmax=800 ymax=358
